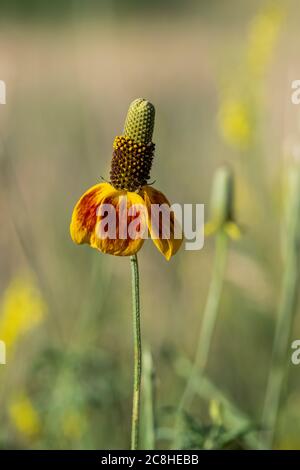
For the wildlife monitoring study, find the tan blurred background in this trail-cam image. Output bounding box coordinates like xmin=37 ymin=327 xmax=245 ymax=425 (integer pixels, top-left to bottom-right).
xmin=0 ymin=0 xmax=300 ymax=449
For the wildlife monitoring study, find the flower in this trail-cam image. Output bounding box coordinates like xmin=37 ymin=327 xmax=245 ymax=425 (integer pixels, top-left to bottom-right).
xmin=62 ymin=409 xmax=86 ymax=441
xmin=205 ymin=165 xmax=241 ymax=239
xmin=218 ymin=2 xmax=284 ymax=152
xmin=218 ymin=97 xmax=253 ymax=151
xmin=0 ymin=274 xmax=46 ymax=352
xmin=246 ymin=1 xmax=284 ymax=78
xmin=9 ymin=393 xmax=41 ymax=439
xmin=70 ymin=98 xmax=183 ymax=260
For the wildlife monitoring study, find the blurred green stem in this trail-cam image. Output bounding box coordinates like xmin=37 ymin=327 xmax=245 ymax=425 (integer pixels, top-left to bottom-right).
xmin=130 ymin=254 xmax=142 ymax=450
xmin=261 ymin=253 xmax=299 ymax=448
xmin=261 ymin=168 xmax=300 ymax=449
xmin=174 ymin=231 xmax=228 ymax=447
xmin=181 ymin=231 xmax=228 ymax=408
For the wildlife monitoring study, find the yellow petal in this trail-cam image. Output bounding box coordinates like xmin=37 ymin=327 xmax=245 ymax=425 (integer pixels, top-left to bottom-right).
xmin=91 ymin=190 xmax=146 ymax=256
xmin=205 ymin=219 xmax=242 ymax=240
xmin=141 ymin=186 xmax=183 ymax=261
xmin=204 ymin=221 xmax=218 ymax=237
xmin=70 ymin=182 xmax=115 ymax=245
xmin=224 ymin=221 xmax=242 ymax=240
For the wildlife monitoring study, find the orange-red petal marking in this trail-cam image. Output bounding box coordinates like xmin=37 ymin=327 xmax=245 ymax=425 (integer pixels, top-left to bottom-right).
xmin=70 ymin=183 xmax=146 ymax=257
xmin=70 ymin=183 xmax=114 ymax=245
xmin=91 ymin=191 xmax=146 ymax=256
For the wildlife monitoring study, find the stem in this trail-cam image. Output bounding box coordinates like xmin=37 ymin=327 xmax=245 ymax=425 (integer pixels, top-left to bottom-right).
xmin=173 ymin=231 xmax=228 ymax=447
xmin=261 ymin=169 xmax=300 ymax=448
xmin=260 ymin=255 xmax=298 ymax=448
xmin=130 ymin=254 xmax=142 ymax=450
xmin=181 ymin=231 xmax=228 ymax=409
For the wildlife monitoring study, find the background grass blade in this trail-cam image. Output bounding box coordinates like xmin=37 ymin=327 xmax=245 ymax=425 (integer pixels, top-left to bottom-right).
xmin=140 ymin=346 xmax=156 ymax=450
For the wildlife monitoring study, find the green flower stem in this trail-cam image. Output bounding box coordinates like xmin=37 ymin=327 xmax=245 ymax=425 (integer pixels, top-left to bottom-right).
xmin=180 ymin=231 xmax=229 ymax=411
xmin=261 ymin=252 xmax=299 ymax=448
xmin=174 ymin=231 xmax=228 ymax=447
xmin=180 ymin=231 xmax=228 ymax=409
xmin=130 ymin=254 xmax=142 ymax=450
xmin=194 ymin=232 xmax=228 ymax=371
xmin=261 ymin=168 xmax=300 ymax=449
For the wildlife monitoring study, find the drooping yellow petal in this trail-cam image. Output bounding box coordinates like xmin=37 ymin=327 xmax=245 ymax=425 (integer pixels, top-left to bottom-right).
xmin=91 ymin=190 xmax=146 ymax=256
xmin=141 ymin=186 xmax=183 ymax=261
xmin=205 ymin=220 xmax=242 ymax=240
xmin=70 ymin=182 xmax=115 ymax=245
xmin=224 ymin=221 xmax=242 ymax=240
xmin=204 ymin=221 xmax=218 ymax=237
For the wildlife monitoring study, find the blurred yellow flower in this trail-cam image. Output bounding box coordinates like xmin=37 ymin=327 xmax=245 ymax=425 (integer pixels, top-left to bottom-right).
xmin=218 ymin=98 xmax=252 ymax=151
xmin=247 ymin=2 xmax=284 ymax=77
xmin=209 ymin=400 xmax=223 ymax=427
xmin=218 ymin=1 xmax=284 ymax=152
xmin=62 ymin=409 xmax=86 ymax=440
xmin=205 ymin=165 xmax=241 ymax=239
xmin=0 ymin=274 xmax=46 ymax=351
xmin=9 ymin=394 xmax=41 ymax=439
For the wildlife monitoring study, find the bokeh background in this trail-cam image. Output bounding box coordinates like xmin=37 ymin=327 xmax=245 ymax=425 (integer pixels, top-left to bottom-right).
xmin=0 ymin=0 xmax=300 ymax=450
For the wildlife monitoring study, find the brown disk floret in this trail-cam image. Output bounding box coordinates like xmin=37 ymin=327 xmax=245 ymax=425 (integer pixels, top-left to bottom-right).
xmin=110 ymin=135 xmax=155 ymax=192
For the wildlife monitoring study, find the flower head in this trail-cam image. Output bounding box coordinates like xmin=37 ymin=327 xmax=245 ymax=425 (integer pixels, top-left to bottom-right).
xmin=205 ymin=165 xmax=241 ymax=239
xmin=70 ymin=99 xmax=182 ymax=260
xmin=218 ymin=98 xmax=253 ymax=151
xmin=0 ymin=274 xmax=46 ymax=352
xmin=246 ymin=2 xmax=284 ymax=78
xmin=9 ymin=393 xmax=41 ymax=439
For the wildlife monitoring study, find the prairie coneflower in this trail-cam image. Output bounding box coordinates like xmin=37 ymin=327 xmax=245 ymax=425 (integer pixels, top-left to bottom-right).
xmin=70 ymin=99 xmax=182 ymax=450
xmin=70 ymin=98 xmax=182 ymax=261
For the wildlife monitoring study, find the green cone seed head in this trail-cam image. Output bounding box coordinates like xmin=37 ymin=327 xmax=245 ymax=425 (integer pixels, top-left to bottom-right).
xmin=110 ymin=98 xmax=156 ymax=191
xmin=124 ymin=98 xmax=155 ymax=144
xmin=210 ymin=165 xmax=234 ymax=226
